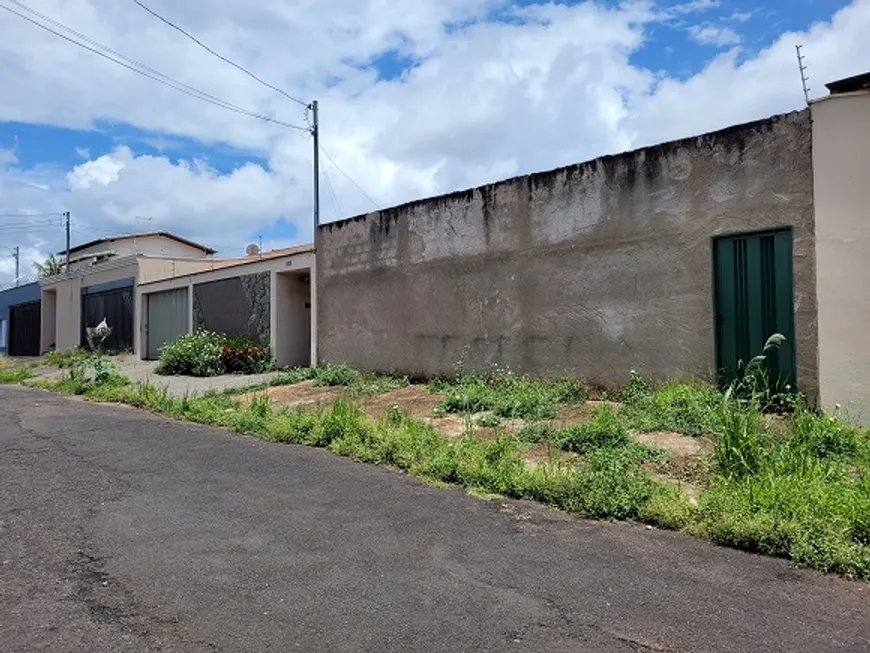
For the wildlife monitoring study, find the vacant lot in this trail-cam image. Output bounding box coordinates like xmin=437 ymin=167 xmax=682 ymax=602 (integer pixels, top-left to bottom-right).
xmin=6 ymin=355 xmax=870 ymax=579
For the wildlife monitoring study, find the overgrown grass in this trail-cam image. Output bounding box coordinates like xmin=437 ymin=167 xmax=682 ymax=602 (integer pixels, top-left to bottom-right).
xmin=620 ymin=373 xmax=722 ymax=436
xmin=431 ymin=372 xmax=586 ymax=421
xmin=0 ymin=362 xmax=31 ymax=384
xmin=23 ymin=358 xmax=870 ymax=579
xmin=42 ymin=346 xmax=90 ymax=369
xmin=518 ymin=404 xmax=634 ymax=453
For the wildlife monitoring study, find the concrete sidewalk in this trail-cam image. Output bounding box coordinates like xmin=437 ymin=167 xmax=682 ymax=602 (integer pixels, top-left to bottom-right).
xmin=28 ymin=354 xmax=283 ymax=396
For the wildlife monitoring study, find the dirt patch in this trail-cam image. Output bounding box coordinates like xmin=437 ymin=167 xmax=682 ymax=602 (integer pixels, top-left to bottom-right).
xmin=240 ymin=380 xmax=347 ymax=410
xmin=360 ymin=385 xmax=443 ymax=421
xmin=634 ymin=431 xmax=714 ymax=499
xmin=550 ymin=400 xmax=615 ymax=427
xmin=633 ymin=431 xmax=712 ymax=458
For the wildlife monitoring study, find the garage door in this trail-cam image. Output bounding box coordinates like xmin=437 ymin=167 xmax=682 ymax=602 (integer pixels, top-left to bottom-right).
xmin=9 ymin=301 xmax=41 ymax=357
xmin=81 ymin=286 xmax=135 ymax=352
xmin=147 ymin=288 xmax=189 ymax=360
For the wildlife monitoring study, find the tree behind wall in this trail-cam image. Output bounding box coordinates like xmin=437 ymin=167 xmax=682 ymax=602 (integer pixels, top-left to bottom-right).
xmin=34 ymin=254 xmax=64 ymax=277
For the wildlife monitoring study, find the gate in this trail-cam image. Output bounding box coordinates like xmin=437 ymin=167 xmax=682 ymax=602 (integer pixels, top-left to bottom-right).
xmin=713 ymin=228 xmax=797 ymax=390
xmin=8 ymin=301 xmax=41 ymax=356
xmin=81 ymin=286 xmax=134 ymax=352
xmin=146 ymin=288 xmax=189 ymax=359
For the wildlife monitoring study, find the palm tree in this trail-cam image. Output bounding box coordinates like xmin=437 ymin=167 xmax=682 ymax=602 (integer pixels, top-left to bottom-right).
xmin=34 ymin=254 xmax=64 ymax=277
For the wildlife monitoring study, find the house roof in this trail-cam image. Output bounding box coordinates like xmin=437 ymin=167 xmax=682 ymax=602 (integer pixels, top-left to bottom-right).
xmin=62 ymin=231 xmax=217 ymax=256
xmin=825 ymin=71 xmax=870 ymax=95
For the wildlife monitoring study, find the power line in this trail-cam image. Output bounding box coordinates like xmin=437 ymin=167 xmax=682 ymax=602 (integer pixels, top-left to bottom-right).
xmin=132 ymin=0 xmax=309 ymax=110
xmin=321 ymin=165 xmax=344 ymax=222
xmin=0 ymin=213 xmax=63 ymax=218
xmin=0 ymin=2 xmax=308 ymax=131
xmin=319 ymin=145 xmax=381 ymax=210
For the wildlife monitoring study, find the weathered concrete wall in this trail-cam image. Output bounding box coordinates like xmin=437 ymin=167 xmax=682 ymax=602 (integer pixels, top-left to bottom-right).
xmin=317 ymin=111 xmax=818 ymax=394
xmin=812 ymin=91 xmax=870 ymax=423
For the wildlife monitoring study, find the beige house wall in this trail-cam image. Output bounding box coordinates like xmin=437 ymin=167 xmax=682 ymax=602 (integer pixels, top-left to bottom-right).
xmin=40 ymin=258 xmax=139 ymax=352
xmin=137 ymin=250 xmax=315 ymax=366
xmin=71 ymin=235 xmax=209 ymax=262
xmin=812 ymin=91 xmax=870 ymax=423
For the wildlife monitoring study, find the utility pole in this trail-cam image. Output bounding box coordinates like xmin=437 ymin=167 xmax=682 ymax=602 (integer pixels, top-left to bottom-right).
xmin=12 ymin=246 xmax=19 ymax=287
xmin=311 ymin=100 xmax=320 ymax=236
xmin=309 ymin=99 xmax=320 ymax=368
xmin=64 ymin=211 xmax=71 ymax=273
xmin=795 ymin=45 xmax=811 ymax=105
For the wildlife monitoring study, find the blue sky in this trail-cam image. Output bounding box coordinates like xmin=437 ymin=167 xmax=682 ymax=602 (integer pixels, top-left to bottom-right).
xmin=0 ymin=0 xmax=865 ymax=281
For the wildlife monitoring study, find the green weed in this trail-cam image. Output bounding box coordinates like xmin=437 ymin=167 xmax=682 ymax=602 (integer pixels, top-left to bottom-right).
xmin=436 ymin=372 xmax=586 ymax=421
xmin=313 ymin=363 xmax=359 ymax=387
xmin=0 ymin=365 xmax=31 ymax=384
xmin=42 ymin=346 xmax=89 ymax=369
xmin=622 ymin=377 xmax=722 ymax=436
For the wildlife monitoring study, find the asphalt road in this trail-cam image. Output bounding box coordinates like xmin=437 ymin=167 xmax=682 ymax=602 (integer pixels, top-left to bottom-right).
xmin=1 ymin=386 xmax=867 ymax=653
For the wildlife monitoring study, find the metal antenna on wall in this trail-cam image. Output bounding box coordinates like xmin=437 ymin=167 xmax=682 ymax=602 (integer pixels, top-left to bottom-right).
xmin=795 ymin=45 xmax=811 ymax=105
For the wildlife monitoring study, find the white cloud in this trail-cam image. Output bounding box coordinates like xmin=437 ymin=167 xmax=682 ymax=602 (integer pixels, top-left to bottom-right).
xmin=75 ymin=147 xmax=90 ymax=158
xmin=68 ymin=150 xmax=128 ymax=188
xmin=730 ymin=12 xmax=753 ymax=23
xmin=688 ymin=23 xmax=742 ymax=46
xmin=1 ymin=0 xmax=870 ymax=285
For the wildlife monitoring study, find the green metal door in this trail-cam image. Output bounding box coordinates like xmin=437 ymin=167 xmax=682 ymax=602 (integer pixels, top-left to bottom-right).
xmin=713 ymin=229 xmax=797 ymax=390
xmin=147 ymin=288 xmax=189 ymax=360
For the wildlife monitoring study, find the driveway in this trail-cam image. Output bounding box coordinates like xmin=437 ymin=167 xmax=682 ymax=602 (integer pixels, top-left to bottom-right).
xmin=1 ymin=385 xmax=867 ymax=652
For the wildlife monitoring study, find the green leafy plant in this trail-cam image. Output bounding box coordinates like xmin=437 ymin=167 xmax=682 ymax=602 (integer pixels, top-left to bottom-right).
xmin=476 ymin=413 xmax=501 ymax=428
xmin=157 ymin=331 xmax=226 ymax=377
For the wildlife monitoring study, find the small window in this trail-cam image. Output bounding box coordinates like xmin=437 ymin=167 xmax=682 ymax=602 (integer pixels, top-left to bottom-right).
xmin=0 ymin=318 xmax=6 ymax=348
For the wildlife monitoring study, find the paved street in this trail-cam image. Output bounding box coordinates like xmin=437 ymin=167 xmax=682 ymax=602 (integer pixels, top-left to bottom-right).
xmin=1 ymin=385 xmax=867 ymax=652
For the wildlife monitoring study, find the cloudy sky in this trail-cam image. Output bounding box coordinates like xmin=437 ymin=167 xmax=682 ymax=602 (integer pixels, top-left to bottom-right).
xmin=0 ymin=0 xmax=868 ymax=284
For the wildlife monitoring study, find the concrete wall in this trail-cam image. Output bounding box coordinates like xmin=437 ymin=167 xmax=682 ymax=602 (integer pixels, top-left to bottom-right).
xmin=0 ymin=283 xmax=41 ymax=355
xmin=812 ymin=91 xmax=870 ymax=423
xmin=317 ymin=111 xmax=819 ymax=394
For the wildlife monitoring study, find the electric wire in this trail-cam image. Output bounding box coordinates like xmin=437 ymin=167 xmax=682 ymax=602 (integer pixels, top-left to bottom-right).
xmin=321 ymin=165 xmax=344 ymax=222
xmin=132 ymin=0 xmax=309 ymax=109
xmin=0 ymin=2 xmax=307 ymax=131
xmin=318 ymin=145 xmax=381 ymax=210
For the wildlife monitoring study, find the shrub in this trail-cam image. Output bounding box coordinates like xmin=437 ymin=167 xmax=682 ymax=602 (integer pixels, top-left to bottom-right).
xmin=157 ymin=331 xmax=225 ymax=377
xmin=220 ymin=337 xmax=272 ymax=374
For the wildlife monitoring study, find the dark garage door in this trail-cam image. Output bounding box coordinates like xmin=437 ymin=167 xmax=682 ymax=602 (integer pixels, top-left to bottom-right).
xmin=9 ymin=301 xmax=41 ymax=356
xmin=81 ymin=286 xmax=134 ymax=352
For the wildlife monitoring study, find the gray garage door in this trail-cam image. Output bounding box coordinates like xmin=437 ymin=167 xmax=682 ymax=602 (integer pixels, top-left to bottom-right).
xmin=147 ymin=288 xmax=189 ymax=360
